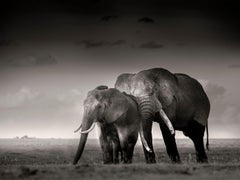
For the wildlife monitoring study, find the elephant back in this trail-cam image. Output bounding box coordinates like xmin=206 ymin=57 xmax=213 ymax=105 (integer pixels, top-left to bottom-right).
xmin=174 ymin=73 xmax=210 ymax=126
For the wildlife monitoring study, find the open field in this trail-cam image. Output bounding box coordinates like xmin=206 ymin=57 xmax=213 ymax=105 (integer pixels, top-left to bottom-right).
xmin=0 ymin=139 xmax=240 ymax=180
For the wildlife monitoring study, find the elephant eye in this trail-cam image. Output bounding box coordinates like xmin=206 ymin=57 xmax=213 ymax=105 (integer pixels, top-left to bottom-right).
xmin=95 ymin=94 xmax=99 ymax=99
xmin=96 ymin=104 xmax=102 ymax=109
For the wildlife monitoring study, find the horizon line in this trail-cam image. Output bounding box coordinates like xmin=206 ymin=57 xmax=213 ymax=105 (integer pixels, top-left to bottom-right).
xmin=0 ymin=137 xmax=240 ymax=140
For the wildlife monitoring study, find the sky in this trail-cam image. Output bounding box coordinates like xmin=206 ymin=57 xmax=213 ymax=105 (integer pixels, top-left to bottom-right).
xmin=0 ymin=0 xmax=240 ymax=139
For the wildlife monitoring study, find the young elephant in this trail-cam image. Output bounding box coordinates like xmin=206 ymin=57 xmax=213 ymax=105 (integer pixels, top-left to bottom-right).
xmin=73 ymin=85 xmax=150 ymax=164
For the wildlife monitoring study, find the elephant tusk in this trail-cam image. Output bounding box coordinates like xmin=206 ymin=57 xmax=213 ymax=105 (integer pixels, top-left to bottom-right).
xmin=74 ymin=124 xmax=82 ymax=133
xmin=159 ymin=109 xmax=175 ymax=135
xmin=80 ymin=122 xmax=96 ymax=134
xmin=139 ymin=122 xmax=152 ymax=153
xmin=140 ymin=133 xmax=152 ymax=153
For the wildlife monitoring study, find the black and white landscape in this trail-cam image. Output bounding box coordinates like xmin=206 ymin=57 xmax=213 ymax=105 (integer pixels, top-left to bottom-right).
xmin=0 ymin=0 xmax=240 ymax=179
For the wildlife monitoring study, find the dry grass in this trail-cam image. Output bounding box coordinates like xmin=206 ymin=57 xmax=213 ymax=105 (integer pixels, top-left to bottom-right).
xmin=0 ymin=139 xmax=240 ymax=179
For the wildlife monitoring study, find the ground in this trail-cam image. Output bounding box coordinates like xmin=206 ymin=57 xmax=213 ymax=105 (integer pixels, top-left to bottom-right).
xmin=0 ymin=138 xmax=240 ymax=180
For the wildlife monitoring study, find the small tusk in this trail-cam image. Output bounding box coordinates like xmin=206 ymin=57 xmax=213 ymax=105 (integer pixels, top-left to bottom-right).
xmin=80 ymin=122 xmax=96 ymax=134
xmin=141 ymin=135 xmax=152 ymax=153
xmin=74 ymin=124 xmax=82 ymax=133
xmin=159 ymin=109 xmax=175 ymax=135
xmin=139 ymin=124 xmax=152 ymax=153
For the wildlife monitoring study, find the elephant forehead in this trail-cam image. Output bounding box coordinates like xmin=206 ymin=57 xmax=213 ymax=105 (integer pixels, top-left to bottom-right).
xmin=84 ymin=95 xmax=99 ymax=108
xmin=130 ymin=77 xmax=154 ymax=96
xmin=116 ymin=82 xmax=131 ymax=94
xmin=131 ymin=88 xmax=148 ymax=96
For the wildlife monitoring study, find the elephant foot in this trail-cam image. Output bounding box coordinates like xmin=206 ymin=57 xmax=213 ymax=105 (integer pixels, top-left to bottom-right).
xmin=103 ymin=158 xmax=113 ymax=164
xmin=171 ymin=158 xmax=181 ymax=164
xmin=146 ymin=159 xmax=156 ymax=164
xmin=145 ymin=153 xmax=156 ymax=164
xmin=122 ymin=157 xmax=132 ymax=164
xmin=103 ymin=161 xmax=113 ymax=164
xmin=123 ymin=160 xmax=132 ymax=164
xmin=196 ymin=150 xmax=208 ymax=163
xmin=113 ymin=158 xmax=120 ymax=164
xmin=170 ymin=155 xmax=181 ymax=164
xmin=103 ymin=152 xmax=113 ymax=164
xmin=197 ymin=156 xmax=208 ymax=163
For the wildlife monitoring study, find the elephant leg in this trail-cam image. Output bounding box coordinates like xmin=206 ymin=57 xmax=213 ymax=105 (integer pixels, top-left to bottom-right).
xmin=112 ymin=139 xmax=121 ymax=164
xmin=117 ymin=130 xmax=136 ymax=164
xmin=191 ymin=135 xmax=208 ymax=163
xmin=126 ymin=133 xmax=138 ymax=163
xmin=159 ymin=123 xmax=180 ymax=163
xmin=142 ymin=120 xmax=156 ymax=163
xmin=120 ymin=150 xmax=123 ymax=162
xmin=121 ymin=144 xmax=135 ymax=163
xmin=127 ymin=142 xmax=135 ymax=163
xmin=184 ymin=121 xmax=208 ymax=163
xmin=119 ymin=139 xmax=130 ymax=163
xmin=98 ymin=127 xmax=113 ymax=164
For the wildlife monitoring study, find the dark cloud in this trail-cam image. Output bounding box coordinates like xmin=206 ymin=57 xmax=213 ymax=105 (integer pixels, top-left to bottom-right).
xmin=75 ymin=40 xmax=127 ymax=48
xmin=78 ymin=40 xmax=106 ymax=48
xmin=101 ymin=15 xmax=118 ymax=21
xmin=135 ymin=30 xmax=142 ymax=34
xmin=0 ymin=40 xmax=18 ymax=46
xmin=6 ymin=54 xmax=57 ymax=67
xmin=139 ymin=41 xmax=164 ymax=49
xmin=228 ymin=64 xmax=240 ymax=68
xmin=110 ymin=40 xmax=126 ymax=46
xmin=176 ymin=42 xmax=186 ymax=46
xmin=138 ymin=17 xmax=154 ymax=23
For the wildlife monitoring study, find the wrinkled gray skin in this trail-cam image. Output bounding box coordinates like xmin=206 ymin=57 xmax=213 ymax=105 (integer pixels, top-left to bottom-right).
xmin=73 ymin=86 xmax=143 ymax=164
xmin=115 ymin=68 xmax=210 ymax=163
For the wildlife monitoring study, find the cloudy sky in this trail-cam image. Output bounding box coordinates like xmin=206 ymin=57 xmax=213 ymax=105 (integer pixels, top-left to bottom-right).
xmin=0 ymin=0 xmax=240 ymax=139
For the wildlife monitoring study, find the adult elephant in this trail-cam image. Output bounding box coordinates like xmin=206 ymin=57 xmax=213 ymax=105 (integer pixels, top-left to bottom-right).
xmin=73 ymin=85 xmax=151 ymax=165
xmin=115 ymin=68 xmax=210 ymax=163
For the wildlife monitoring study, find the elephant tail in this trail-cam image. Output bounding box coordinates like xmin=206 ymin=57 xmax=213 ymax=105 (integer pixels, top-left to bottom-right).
xmin=206 ymin=122 xmax=209 ymax=151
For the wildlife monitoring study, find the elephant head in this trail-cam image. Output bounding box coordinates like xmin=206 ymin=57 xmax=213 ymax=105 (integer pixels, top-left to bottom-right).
xmin=73 ymin=85 xmax=150 ymax=164
xmin=115 ymin=71 xmax=175 ymax=136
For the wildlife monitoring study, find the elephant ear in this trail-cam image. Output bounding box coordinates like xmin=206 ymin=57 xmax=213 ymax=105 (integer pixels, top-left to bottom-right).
xmin=155 ymin=81 xmax=175 ymax=108
xmin=130 ymin=76 xmax=155 ymax=97
xmin=104 ymin=90 xmax=130 ymax=124
xmin=115 ymin=73 xmax=134 ymax=94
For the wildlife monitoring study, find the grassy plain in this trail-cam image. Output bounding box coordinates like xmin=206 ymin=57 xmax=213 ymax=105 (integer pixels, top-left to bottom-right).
xmin=0 ymin=138 xmax=240 ymax=179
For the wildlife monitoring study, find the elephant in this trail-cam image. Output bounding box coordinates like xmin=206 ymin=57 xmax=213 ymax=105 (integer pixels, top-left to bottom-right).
xmin=73 ymin=85 xmax=151 ymax=165
xmin=115 ymin=68 xmax=210 ymax=163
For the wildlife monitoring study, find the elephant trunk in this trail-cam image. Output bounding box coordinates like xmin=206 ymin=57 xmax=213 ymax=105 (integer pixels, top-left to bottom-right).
xmin=73 ymin=115 xmax=95 ymax=165
xmin=73 ymin=133 xmax=88 ymax=165
xmin=137 ymin=96 xmax=155 ymax=121
xmin=137 ymin=95 xmax=175 ymax=135
xmin=137 ymin=96 xmax=175 ymax=153
xmin=139 ymin=121 xmax=152 ymax=153
xmin=137 ymin=96 xmax=155 ymax=152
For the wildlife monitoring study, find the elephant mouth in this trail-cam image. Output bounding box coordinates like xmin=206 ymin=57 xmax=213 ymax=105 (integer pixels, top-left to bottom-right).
xmin=74 ymin=121 xmax=97 ymax=134
xmin=137 ymin=95 xmax=162 ymax=121
xmin=137 ymin=95 xmax=175 ymax=135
